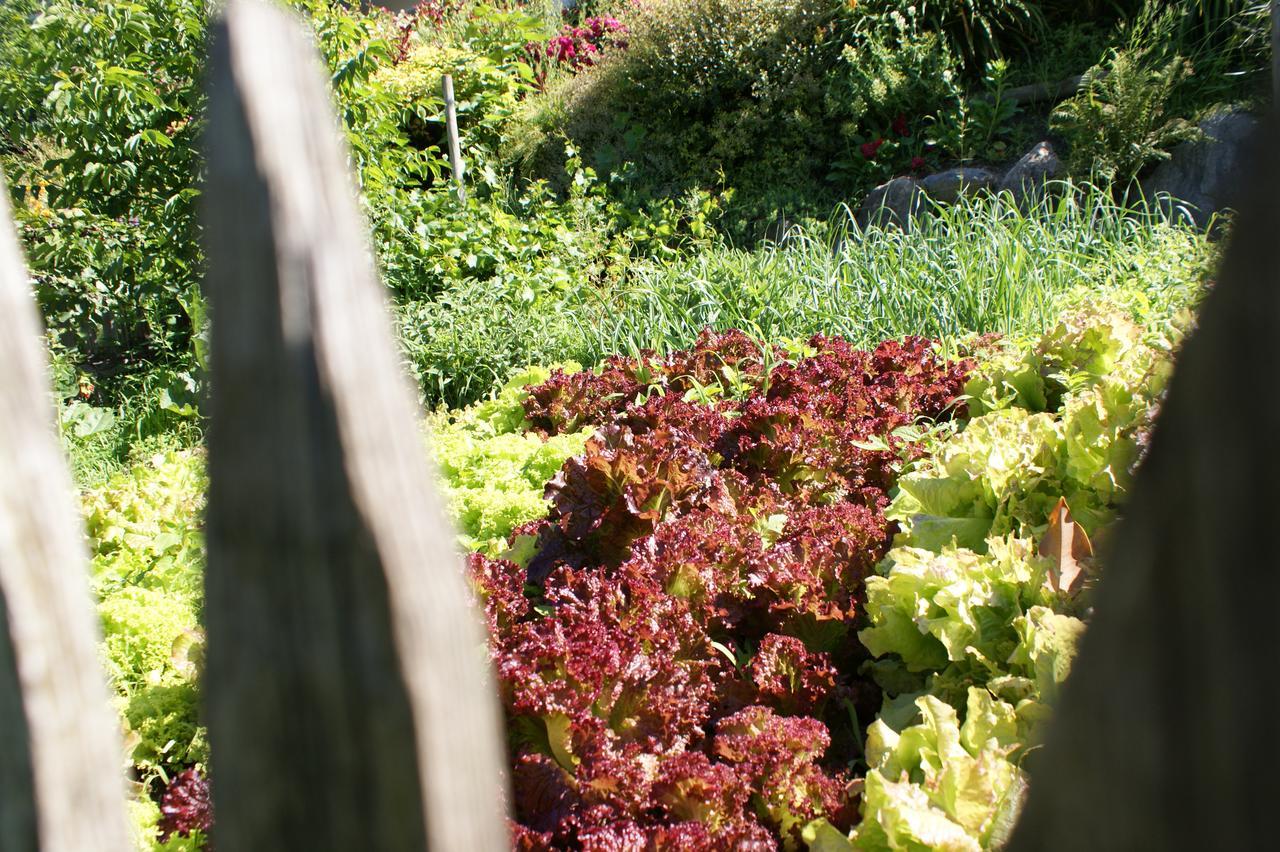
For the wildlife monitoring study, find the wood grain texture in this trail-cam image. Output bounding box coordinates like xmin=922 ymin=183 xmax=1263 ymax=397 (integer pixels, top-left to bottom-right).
xmin=0 ymin=175 xmax=131 ymax=851
xmin=201 ymin=1 xmax=508 ymax=848
xmin=1007 ymin=120 xmax=1275 ymax=850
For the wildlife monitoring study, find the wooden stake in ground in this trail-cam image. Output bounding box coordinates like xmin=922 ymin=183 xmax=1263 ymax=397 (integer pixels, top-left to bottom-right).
xmin=443 ymin=74 xmax=467 ymax=203
xmin=1007 ymin=120 xmax=1275 ymax=850
xmin=0 ymin=174 xmax=131 ymax=851
xmin=201 ymin=0 xmax=507 ymax=848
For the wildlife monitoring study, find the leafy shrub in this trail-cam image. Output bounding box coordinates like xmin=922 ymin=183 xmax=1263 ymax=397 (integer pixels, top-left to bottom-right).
xmin=860 ymin=0 xmax=1043 ymax=75
xmin=1051 ymin=10 xmax=1200 ymax=182
xmin=0 ymin=0 xmax=206 ymax=368
xmin=298 ymin=1 xmax=726 ymax=307
xmin=823 ymin=6 xmax=956 ymax=187
xmin=377 ymin=24 xmax=534 ymax=158
xmin=523 ymin=0 xmax=846 ymax=211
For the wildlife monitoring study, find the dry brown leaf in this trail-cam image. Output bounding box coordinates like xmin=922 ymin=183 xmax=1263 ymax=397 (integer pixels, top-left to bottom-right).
xmin=1039 ymin=497 xmax=1094 ymax=596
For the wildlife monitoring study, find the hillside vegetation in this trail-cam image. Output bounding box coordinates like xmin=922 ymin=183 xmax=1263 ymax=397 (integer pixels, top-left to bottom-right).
xmin=0 ymin=0 xmax=1264 ymax=848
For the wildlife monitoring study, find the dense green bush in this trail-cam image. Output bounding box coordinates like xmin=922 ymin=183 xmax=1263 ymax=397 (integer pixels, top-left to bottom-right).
xmin=0 ymin=0 xmax=207 ymax=371
xmin=516 ymin=0 xmax=849 ymax=225
xmin=0 ymin=0 xmax=729 ymax=406
xmin=822 ymin=6 xmax=957 ymax=183
xmin=861 ymin=0 xmax=1042 ymax=74
xmin=1051 ymin=10 xmax=1200 ymax=183
xmin=523 ymin=0 xmax=968 ymax=231
xmin=306 ymin=0 xmax=726 ymax=305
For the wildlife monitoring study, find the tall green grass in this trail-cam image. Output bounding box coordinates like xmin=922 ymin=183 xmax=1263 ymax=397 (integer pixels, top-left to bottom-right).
xmin=401 ymin=185 xmax=1216 ymax=408
xmin=594 ymin=188 xmax=1214 ymax=356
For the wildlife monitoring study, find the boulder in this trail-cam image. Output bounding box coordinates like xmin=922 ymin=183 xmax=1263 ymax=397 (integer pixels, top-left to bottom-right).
xmin=1142 ymin=109 xmax=1259 ymax=229
xmin=855 ymin=177 xmax=926 ymax=230
xmin=998 ymin=141 xmax=1063 ymax=207
xmin=920 ymin=167 xmax=1000 ymax=204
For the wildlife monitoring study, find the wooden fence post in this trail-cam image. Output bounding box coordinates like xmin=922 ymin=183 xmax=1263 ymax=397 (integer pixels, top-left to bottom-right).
xmin=442 ymin=74 xmax=467 ymax=203
xmin=1007 ymin=120 xmax=1277 ymax=849
xmin=200 ymin=0 xmax=508 ymax=848
xmin=0 ymin=176 xmax=131 ymax=850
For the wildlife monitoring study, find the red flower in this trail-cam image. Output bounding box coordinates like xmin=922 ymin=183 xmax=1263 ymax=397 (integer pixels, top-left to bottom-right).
xmin=910 ymin=156 xmax=926 ymax=171
xmin=860 ymin=138 xmax=885 ymax=159
xmin=892 ymin=113 xmax=910 ymax=138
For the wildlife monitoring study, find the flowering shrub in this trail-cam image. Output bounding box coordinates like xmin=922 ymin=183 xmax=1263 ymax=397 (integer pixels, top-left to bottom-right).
xmin=390 ymin=1 xmax=467 ymax=64
xmin=549 ymin=16 xmax=629 ymax=71
xmin=527 ymin=15 xmax=629 ymax=83
xmin=468 ymin=329 xmax=973 ymax=846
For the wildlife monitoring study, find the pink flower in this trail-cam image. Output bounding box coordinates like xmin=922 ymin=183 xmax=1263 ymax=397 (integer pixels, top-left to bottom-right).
xmin=861 ymin=138 xmax=885 ymax=159
xmin=538 ymin=16 xmax=629 ymax=72
xmin=892 ymin=113 xmax=910 ymax=138
xmin=910 ymin=156 xmax=926 ymax=171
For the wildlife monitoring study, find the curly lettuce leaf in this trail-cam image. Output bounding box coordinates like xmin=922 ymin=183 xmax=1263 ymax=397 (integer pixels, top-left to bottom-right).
xmin=852 ymin=691 xmax=1026 ymax=851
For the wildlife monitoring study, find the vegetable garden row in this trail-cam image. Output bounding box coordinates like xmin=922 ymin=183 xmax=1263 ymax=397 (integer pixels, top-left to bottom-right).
xmin=92 ymin=277 xmax=1201 ymax=848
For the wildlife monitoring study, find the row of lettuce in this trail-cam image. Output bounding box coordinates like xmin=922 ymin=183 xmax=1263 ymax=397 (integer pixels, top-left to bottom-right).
xmin=83 ymin=279 xmax=1199 ymax=849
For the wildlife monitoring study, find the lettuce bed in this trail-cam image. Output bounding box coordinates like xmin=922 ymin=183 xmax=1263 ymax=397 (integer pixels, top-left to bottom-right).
xmin=87 ymin=293 xmax=1197 ymax=850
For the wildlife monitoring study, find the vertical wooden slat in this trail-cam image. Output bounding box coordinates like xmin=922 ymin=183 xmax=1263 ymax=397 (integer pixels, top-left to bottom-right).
xmin=200 ymin=0 xmax=508 ymax=848
xmin=0 ymin=176 xmax=131 ymax=850
xmin=1008 ymin=121 xmax=1276 ymax=850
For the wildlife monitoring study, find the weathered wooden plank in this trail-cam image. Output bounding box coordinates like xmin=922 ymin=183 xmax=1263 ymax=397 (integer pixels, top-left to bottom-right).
xmin=200 ymin=0 xmax=508 ymax=848
xmin=0 ymin=175 xmax=131 ymax=850
xmin=1008 ymin=121 xmax=1275 ymax=850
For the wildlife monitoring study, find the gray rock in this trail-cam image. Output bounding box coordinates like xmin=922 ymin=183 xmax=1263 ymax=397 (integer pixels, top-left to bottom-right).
xmin=856 ymin=177 xmax=926 ymax=230
xmin=998 ymin=141 xmax=1063 ymax=207
xmin=1142 ymin=109 xmax=1259 ymax=229
xmin=920 ymin=167 xmax=1000 ymax=204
